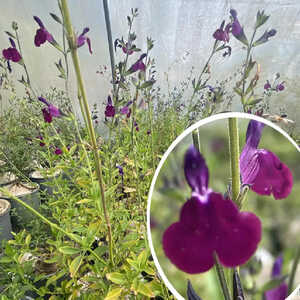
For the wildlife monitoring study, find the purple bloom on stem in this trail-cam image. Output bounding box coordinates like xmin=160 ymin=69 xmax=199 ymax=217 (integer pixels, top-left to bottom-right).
xmin=120 ymin=101 xmax=133 ymax=115
xmin=264 ymin=80 xmax=271 ymax=90
xmin=162 ymin=146 xmax=261 ymax=274
xmin=264 ymin=255 xmax=288 ymax=300
xmin=39 ymin=97 xmax=61 ymax=123
xmin=116 ymin=165 xmax=124 ymax=176
xmin=77 ymin=27 xmax=92 ymax=54
xmin=276 ymin=82 xmax=285 ymax=92
xmin=2 ymin=47 xmax=22 ymax=62
xmin=37 ymin=135 xmax=45 ymax=147
xmin=240 ymin=120 xmax=293 ymax=199
xmin=105 ymin=96 xmax=115 ymax=117
xmin=54 ymin=147 xmax=62 ymax=155
xmin=33 ymin=16 xmax=54 ymax=47
xmin=253 ymin=29 xmax=277 ymax=47
xmin=129 ymin=54 xmax=146 ymax=73
xmin=122 ymin=43 xmax=134 ymax=55
xmin=213 ymin=20 xmax=231 ymax=42
xmin=230 ymin=9 xmax=248 ymax=45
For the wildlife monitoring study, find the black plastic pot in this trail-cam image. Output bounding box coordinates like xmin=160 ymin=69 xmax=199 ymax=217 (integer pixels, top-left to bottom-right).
xmin=0 ymin=199 xmax=13 ymax=244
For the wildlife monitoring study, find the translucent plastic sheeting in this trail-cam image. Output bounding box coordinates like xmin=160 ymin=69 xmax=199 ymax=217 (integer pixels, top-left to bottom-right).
xmin=1 ymin=1 xmax=300 ymax=131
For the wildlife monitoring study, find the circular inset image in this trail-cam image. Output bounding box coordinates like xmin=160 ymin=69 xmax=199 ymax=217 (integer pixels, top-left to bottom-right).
xmin=147 ymin=112 xmax=299 ymax=300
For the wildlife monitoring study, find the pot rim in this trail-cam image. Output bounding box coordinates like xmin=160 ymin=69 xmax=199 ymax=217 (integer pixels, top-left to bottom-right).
xmin=0 ymin=198 xmax=11 ymax=216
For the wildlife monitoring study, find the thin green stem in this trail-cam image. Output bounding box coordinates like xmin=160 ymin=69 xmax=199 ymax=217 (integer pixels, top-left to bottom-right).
xmin=192 ymin=129 xmax=201 ymax=153
xmin=288 ymin=246 xmax=300 ymax=294
xmin=214 ymin=253 xmax=232 ymax=300
xmin=103 ymin=0 xmax=116 ymax=94
xmin=60 ymin=0 xmax=114 ymax=265
xmin=228 ymin=118 xmax=240 ymax=203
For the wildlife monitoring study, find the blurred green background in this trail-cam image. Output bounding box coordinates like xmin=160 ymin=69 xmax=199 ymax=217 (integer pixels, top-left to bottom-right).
xmin=150 ymin=118 xmax=300 ymax=299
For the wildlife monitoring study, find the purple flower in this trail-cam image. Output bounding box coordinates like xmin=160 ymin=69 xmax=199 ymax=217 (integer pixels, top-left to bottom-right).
xmin=2 ymin=37 xmax=22 ymax=63
xmin=213 ymin=20 xmax=231 ymax=42
xmin=264 ymin=255 xmax=288 ymax=300
xmin=264 ymin=80 xmax=271 ymax=90
xmin=276 ymin=82 xmax=285 ymax=92
xmin=39 ymin=97 xmax=62 ymax=123
xmin=147 ymin=129 xmax=151 ymax=135
xmin=33 ymin=16 xmax=54 ymax=47
xmin=128 ymin=54 xmax=146 ymax=73
xmin=54 ymin=147 xmax=62 ymax=155
xmin=122 ymin=43 xmax=134 ymax=55
xmin=230 ymin=9 xmax=248 ymax=45
xmin=105 ymin=96 xmax=115 ymax=118
xmin=162 ymin=146 xmax=261 ymax=274
xmin=116 ymin=165 xmax=124 ymax=176
xmin=120 ymin=101 xmax=133 ymax=115
xmin=253 ymin=29 xmax=277 ymax=47
xmin=37 ymin=135 xmax=45 ymax=147
xmin=77 ymin=27 xmax=92 ymax=54
xmin=240 ymin=120 xmax=293 ymax=199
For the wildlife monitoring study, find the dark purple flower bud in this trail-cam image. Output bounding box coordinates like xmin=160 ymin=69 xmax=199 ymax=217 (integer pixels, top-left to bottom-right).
xmin=253 ymin=29 xmax=277 ymax=47
xmin=276 ymin=82 xmax=285 ymax=92
xmin=42 ymin=108 xmax=52 ymax=123
xmin=230 ymin=9 xmax=248 ymax=46
xmin=163 ymin=146 xmax=262 ymax=274
xmin=120 ymin=100 xmax=133 ymax=115
xmin=264 ymin=255 xmax=288 ymax=300
xmin=54 ymin=147 xmax=62 ymax=155
xmin=147 ymin=129 xmax=151 ymax=135
xmin=2 ymin=47 xmax=22 ymax=63
xmin=38 ymin=97 xmax=61 ymax=120
xmin=33 ymin=16 xmax=54 ymax=47
xmin=116 ymin=165 xmax=124 ymax=176
xmin=104 ymin=96 xmax=115 ymax=117
xmin=7 ymin=60 xmax=12 ymax=73
xmin=37 ymin=135 xmax=45 ymax=147
xmin=9 ymin=38 xmax=16 ymax=48
xmin=264 ymin=80 xmax=271 ymax=90
xmin=240 ymin=120 xmax=293 ymax=199
xmin=77 ymin=27 xmax=92 ymax=54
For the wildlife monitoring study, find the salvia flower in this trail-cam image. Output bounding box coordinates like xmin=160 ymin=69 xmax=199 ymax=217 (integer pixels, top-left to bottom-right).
xmin=39 ymin=97 xmax=62 ymax=123
xmin=33 ymin=16 xmax=54 ymax=47
xmin=213 ymin=20 xmax=231 ymax=43
xmin=120 ymin=101 xmax=133 ymax=116
xmin=128 ymin=54 xmax=146 ymax=73
xmin=253 ymin=29 xmax=277 ymax=47
xmin=104 ymin=96 xmax=115 ymax=118
xmin=77 ymin=27 xmax=92 ymax=54
xmin=230 ymin=9 xmax=248 ymax=46
xmin=240 ymin=120 xmax=293 ymax=199
xmin=162 ymin=146 xmax=261 ymax=274
xmin=276 ymin=82 xmax=285 ymax=92
xmin=37 ymin=135 xmax=45 ymax=147
xmin=264 ymin=80 xmax=271 ymax=90
xmin=122 ymin=42 xmax=134 ymax=55
xmin=264 ymin=255 xmax=288 ymax=300
xmin=2 ymin=37 xmax=22 ymax=64
xmin=54 ymin=147 xmax=62 ymax=155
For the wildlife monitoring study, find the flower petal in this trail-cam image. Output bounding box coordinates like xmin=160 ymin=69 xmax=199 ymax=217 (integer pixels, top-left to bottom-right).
xmin=264 ymin=283 xmax=288 ymax=300
xmin=249 ymin=150 xmax=293 ymax=199
xmin=184 ymin=145 xmax=209 ymax=194
xmin=213 ymin=194 xmax=262 ymax=267
xmin=272 ymin=255 xmax=283 ymax=278
xmin=163 ymin=197 xmax=215 ymax=274
xmin=33 ymin=16 xmax=45 ymax=28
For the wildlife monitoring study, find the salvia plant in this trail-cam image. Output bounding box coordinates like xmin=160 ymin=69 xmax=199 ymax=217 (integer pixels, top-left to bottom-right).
xmin=0 ymin=1 xmax=298 ymax=299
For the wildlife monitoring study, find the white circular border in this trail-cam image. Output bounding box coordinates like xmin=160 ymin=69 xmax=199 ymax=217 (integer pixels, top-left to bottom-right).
xmin=146 ymin=112 xmax=300 ymax=300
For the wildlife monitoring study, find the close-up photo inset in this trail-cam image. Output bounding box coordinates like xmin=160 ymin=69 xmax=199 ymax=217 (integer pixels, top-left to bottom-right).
xmin=148 ymin=114 xmax=299 ymax=300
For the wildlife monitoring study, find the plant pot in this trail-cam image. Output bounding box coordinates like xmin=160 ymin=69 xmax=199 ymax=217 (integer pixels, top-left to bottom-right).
xmin=5 ymin=182 xmax=40 ymax=225
xmin=0 ymin=172 xmax=16 ymax=188
xmin=0 ymin=199 xmax=13 ymax=244
xmin=30 ymin=169 xmax=61 ymax=200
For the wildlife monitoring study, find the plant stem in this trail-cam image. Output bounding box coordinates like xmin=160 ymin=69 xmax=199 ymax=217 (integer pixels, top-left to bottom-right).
xmin=103 ymin=0 xmax=116 ymax=94
xmin=288 ymin=246 xmax=300 ymax=294
xmin=60 ymin=0 xmax=114 ymax=265
xmin=192 ymin=128 xmax=201 ymax=152
xmin=228 ymin=118 xmax=240 ymax=203
xmin=214 ymin=253 xmax=232 ymax=300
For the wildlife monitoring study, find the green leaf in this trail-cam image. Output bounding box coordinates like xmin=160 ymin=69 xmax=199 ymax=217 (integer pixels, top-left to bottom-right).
xmin=0 ymin=256 xmax=12 ymax=263
xmin=106 ymin=272 xmax=127 ymax=285
xmin=59 ymin=246 xmax=81 ymax=255
xmin=140 ymin=80 xmax=155 ymax=89
xmin=137 ymin=249 xmax=148 ymax=269
xmin=50 ymin=13 xmax=62 ymax=24
xmin=104 ymin=287 xmax=123 ymax=300
xmin=137 ymin=282 xmax=155 ymax=297
xmin=69 ymin=255 xmax=83 ymax=277
xmin=233 ymin=87 xmax=243 ymax=97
